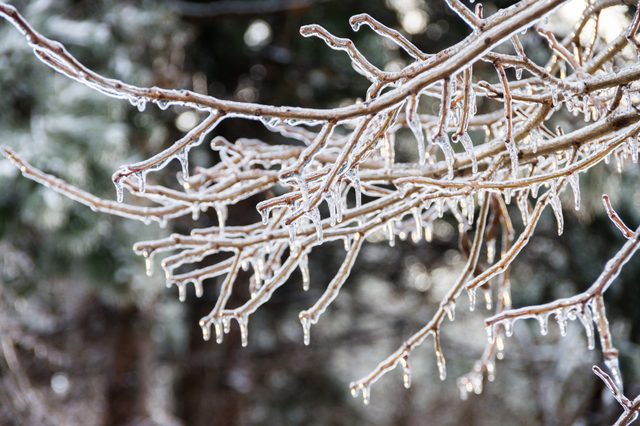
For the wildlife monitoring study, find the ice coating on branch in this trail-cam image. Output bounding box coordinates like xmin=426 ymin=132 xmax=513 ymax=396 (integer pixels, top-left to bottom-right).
xmin=506 ymin=137 xmax=519 ymax=177
xmin=434 ymin=341 xmax=446 ymax=381
xmin=6 ymin=0 xmax=640 ymax=409
xmin=605 ymin=358 xmax=624 ymax=390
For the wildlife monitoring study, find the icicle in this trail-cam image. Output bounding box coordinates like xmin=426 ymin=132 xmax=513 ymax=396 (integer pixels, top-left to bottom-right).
xmin=362 ymin=386 xmax=371 ymax=405
xmin=400 ymin=355 xmax=412 ymax=389
xmin=496 ymin=336 xmax=505 ymax=360
xmin=615 ymin=151 xmax=624 ymax=174
xmin=487 ymin=238 xmax=496 ymax=264
xmin=144 ymin=253 xmax=154 ymax=277
xmin=436 ymin=199 xmax=444 ymax=218
xmin=215 ymin=204 xmax=228 ymax=235
xmin=307 ymin=208 xmax=323 ymax=243
xmin=288 ymin=221 xmax=299 ymax=247
xmin=434 ymin=133 xmax=454 ymax=179
xmin=177 ymin=283 xmax=187 ymax=302
xmin=300 ymin=315 xmax=311 ymax=346
xmin=156 ymin=100 xmax=169 ymax=110
xmin=568 ymin=173 xmax=580 ymax=211
xmin=471 ymin=372 xmax=483 ymax=395
xmin=484 ymin=288 xmax=493 ymax=311
xmin=136 ymin=171 xmax=146 ymax=193
xmin=445 ymin=301 xmax=456 ymax=321
xmin=191 ymin=203 xmax=200 ymax=221
xmin=469 ymin=84 xmax=477 ymax=116
xmin=213 ymin=319 xmax=224 ymax=344
xmin=136 ymin=98 xmax=146 ymax=112
xmin=350 ymin=385 xmax=358 ymax=398
xmin=459 ymin=133 xmax=477 ymax=174
xmin=537 ymin=314 xmax=549 ymax=336
xmin=504 ymin=188 xmax=512 ymax=205
xmin=550 ymin=193 xmax=564 ymax=236
xmin=194 ymin=279 xmax=203 ymax=298
xmin=296 ymin=176 xmax=310 ymax=210
xmin=517 ymin=194 xmax=529 ymax=226
xmin=300 ymin=252 xmax=310 ymax=291
xmin=465 ymin=195 xmax=474 ymax=224
xmin=555 ymin=309 xmax=567 ymax=336
xmin=199 ymin=318 xmax=211 ymax=341
xmin=113 ymin=177 xmax=124 ymax=203
xmin=516 ymin=67 xmax=523 ymax=80
xmin=486 ymin=324 xmax=496 ymax=344
xmin=467 ymin=288 xmax=477 ymax=312
xmin=238 ymin=316 xmax=249 ymax=347
xmin=406 ymin=96 xmax=426 ymax=165
xmin=260 ymin=208 xmax=269 ymax=225
xmin=579 ymin=307 xmax=595 ymax=350
xmin=412 ymin=207 xmax=423 ymax=243
xmin=531 ymin=182 xmax=540 ymax=198
xmin=326 ymin=192 xmax=337 ymax=227
xmin=424 ymin=220 xmax=433 ymax=242
xmin=350 ymin=170 xmax=362 ymax=208
xmin=177 ymin=149 xmax=189 ymax=180
xmin=503 ymin=320 xmax=513 ymax=337
xmin=387 ymin=222 xmax=395 ymax=247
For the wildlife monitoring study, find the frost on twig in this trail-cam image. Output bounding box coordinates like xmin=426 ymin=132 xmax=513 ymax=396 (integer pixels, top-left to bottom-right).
xmin=2 ymin=0 xmax=640 ymax=409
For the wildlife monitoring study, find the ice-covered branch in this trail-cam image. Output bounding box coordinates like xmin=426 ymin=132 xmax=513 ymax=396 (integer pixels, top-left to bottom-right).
xmin=2 ymin=0 xmax=640 ymax=408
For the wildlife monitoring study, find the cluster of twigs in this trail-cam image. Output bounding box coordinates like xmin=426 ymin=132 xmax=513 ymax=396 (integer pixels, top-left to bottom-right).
xmin=2 ymin=0 xmax=640 ymax=417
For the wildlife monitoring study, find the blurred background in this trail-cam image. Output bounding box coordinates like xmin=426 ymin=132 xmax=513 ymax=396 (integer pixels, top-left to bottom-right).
xmin=1 ymin=0 xmax=640 ymax=425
